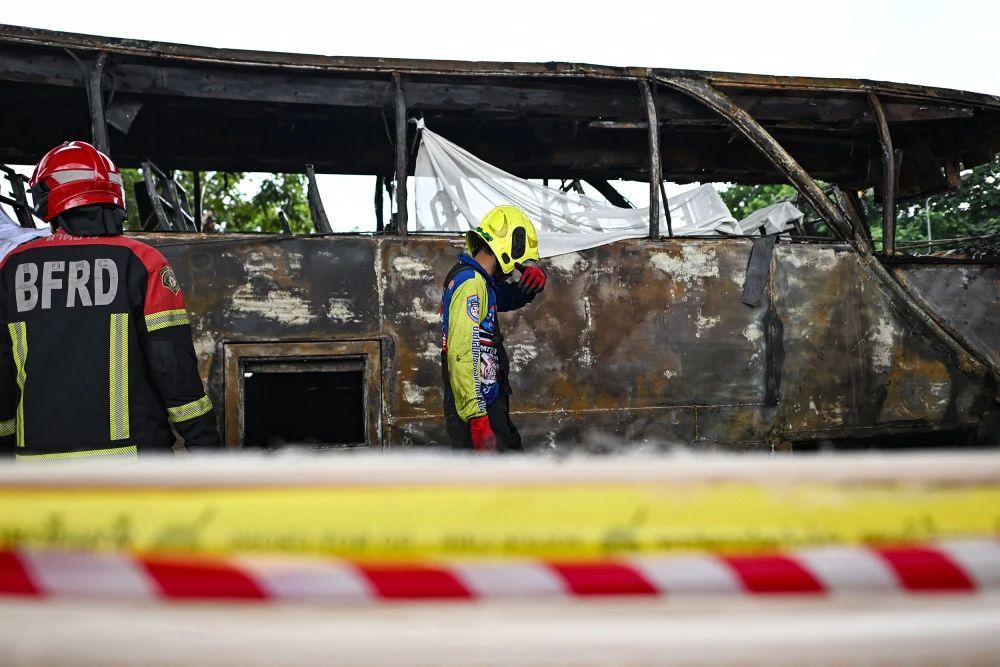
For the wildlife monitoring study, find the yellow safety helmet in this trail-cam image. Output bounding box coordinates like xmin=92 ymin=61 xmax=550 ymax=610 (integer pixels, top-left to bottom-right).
xmin=466 ymin=205 xmax=540 ymax=275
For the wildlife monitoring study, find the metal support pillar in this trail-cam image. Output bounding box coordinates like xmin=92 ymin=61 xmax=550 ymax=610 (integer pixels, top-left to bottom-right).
xmin=305 ymin=164 xmax=333 ymax=233
xmin=393 ymin=73 xmax=408 ymax=236
xmin=639 ymin=79 xmax=661 ymax=239
xmin=375 ymin=175 xmax=385 ymax=232
xmin=86 ymin=52 xmax=110 ymax=154
xmin=867 ymin=92 xmax=896 ymax=255
xmin=193 ymin=171 xmax=203 ymax=231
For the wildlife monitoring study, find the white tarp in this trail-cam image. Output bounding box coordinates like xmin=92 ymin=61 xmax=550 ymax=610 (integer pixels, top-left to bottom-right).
xmin=0 ymin=208 xmax=49 ymax=262
xmin=414 ymin=125 xmax=741 ymax=257
xmin=717 ymin=200 xmax=804 ymax=236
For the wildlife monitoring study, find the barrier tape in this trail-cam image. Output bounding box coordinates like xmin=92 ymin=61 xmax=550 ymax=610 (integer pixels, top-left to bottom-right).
xmin=0 ymin=481 xmax=997 ymax=559
xmin=2 ymin=540 xmax=998 ymax=602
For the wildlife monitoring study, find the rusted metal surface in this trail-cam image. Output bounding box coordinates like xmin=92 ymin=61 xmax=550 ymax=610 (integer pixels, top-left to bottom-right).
xmin=136 ymin=233 xmax=996 ymax=449
xmin=655 ymin=75 xmax=993 ymax=388
xmin=891 ymin=263 xmax=1000 ymax=372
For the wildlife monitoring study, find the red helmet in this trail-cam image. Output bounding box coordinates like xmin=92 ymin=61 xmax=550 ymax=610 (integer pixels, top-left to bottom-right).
xmin=29 ymin=141 xmax=126 ymax=222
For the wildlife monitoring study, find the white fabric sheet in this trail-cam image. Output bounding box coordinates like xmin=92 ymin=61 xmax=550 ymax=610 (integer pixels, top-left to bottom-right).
xmin=721 ymin=201 xmax=804 ymax=236
xmin=414 ymin=125 xmax=742 ymax=257
xmin=0 ymin=208 xmax=49 ymax=262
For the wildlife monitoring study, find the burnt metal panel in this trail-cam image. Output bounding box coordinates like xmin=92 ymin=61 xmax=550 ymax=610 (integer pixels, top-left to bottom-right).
xmin=143 ymin=233 xmax=379 ymax=419
xmin=139 ymin=234 xmax=995 ymax=451
xmin=891 ymin=264 xmax=1000 ymax=371
xmin=770 ymin=245 xmax=987 ymax=437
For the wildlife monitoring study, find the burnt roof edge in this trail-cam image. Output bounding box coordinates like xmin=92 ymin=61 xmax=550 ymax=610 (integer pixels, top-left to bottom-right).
xmin=1 ymin=23 xmax=999 ymax=110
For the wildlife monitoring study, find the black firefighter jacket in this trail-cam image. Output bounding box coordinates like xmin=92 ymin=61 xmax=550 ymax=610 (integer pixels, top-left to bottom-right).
xmin=0 ymin=229 xmax=220 ymax=460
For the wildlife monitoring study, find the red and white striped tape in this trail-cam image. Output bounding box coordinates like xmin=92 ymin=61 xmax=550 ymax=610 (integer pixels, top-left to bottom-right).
xmin=2 ymin=540 xmax=998 ymax=602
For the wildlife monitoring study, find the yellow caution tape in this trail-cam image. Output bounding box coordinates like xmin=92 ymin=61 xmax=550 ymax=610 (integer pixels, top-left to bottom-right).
xmin=0 ymin=482 xmax=996 ymax=559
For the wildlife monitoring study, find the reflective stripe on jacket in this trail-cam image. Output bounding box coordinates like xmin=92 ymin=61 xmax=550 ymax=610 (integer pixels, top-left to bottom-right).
xmin=0 ymin=231 xmax=220 ymax=458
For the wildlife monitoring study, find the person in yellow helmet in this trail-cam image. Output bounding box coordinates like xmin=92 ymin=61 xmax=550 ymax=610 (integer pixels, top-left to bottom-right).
xmin=440 ymin=206 xmax=547 ymax=452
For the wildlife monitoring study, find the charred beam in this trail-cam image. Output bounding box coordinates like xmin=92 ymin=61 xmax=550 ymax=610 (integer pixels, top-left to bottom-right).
xmin=868 ymin=92 xmax=896 ymax=255
xmin=0 ymin=49 xmax=705 ymax=123
xmin=374 ymin=175 xmax=385 ymax=232
xmin=306 ymin=164 xmax=334 ymax=233
xmin=583 ymin=179 xmax=633 ymax=208
xmin=393 ymin=73 xmax=408 ymax=235
xmin=192 ymin=170 xmax=202 ymax=231
xmin=85 ymin=51 xmax=110 ymax=154
xmin=639 ymin=79 xmax=661 ymax=239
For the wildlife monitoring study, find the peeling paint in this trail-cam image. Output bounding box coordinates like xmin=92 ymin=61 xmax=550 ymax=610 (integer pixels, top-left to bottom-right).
xmin=392 ymin=255 xmax=435 ymax=281
xmin=509 ymin=342 xmax=540 ymax=373
xmin=409 ymin=297 xmax=440 ymax=324
xmin=230 ymin=285 xmax=314 ymax=325
xmin=546 ymin=252 xmax=590 ymax=275
xmin=695 ymin=310 xmax=721 ymax=338
xmin=778 ymin=246 xmax=839 ymax=271
xmin=402 ymin=381 xmax=430 ymax=405
xmin=744 ymin=320 xmax=763 ymax=365
xmin=649 ymin=245 xmax=719 ymax=282
xmin=871 ymin=314 xmax=896 ymax=371
xmin=327 ymin=297 xmax=361 ymax=323
xmin=416 ymin=340 xmax=441 ymax=361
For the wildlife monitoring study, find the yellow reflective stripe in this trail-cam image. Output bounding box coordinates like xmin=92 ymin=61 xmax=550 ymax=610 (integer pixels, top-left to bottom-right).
xmin=109 ymin=313 xmax=130 ymax=441
xmin=167 ymin=395 xmax=213 ymax=423
xmin=16 ymin=445 xmax=137 ymax=462
xmin=0 ymin=418 xmax=14 ymax=437
xmin=145 ymin=309 xmax=190 ymax=332
xmin=7 ymin=321 xmax=27 ymax=448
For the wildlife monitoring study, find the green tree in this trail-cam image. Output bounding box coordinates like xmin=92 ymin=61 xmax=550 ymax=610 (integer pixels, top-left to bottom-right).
xmin=718 ymin=183 xmax=796 ymax=220
xmin=719 ymin=153 xmax=999 ymax=250
xmin=120 ymin=169 xmax=313 ymax=234
xmin=893 ymin=155 xmax=1000 ymax=244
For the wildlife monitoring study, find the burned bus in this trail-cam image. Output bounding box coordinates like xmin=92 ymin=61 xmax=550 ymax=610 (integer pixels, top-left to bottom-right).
xmin=0 ymin=24 xmax=997 ymax=451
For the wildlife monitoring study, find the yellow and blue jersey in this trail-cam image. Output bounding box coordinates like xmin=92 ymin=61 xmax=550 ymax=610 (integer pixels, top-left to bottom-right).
xmin=440 ymin=254 xmax=534 ymax=422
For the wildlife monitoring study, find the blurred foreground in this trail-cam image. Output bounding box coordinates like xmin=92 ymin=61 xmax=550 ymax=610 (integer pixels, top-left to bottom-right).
xmin=5 ymin=595 xmax=1000 ymax=667
xmin=0 ymin=451 xmax=998 ymax=666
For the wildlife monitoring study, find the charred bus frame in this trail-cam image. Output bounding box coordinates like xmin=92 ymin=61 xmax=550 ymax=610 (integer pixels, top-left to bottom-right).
xmin=1 ymin=24 xmax=998 ymax=450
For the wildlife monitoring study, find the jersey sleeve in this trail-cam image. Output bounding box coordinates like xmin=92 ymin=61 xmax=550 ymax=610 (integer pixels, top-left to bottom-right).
xmin=494 ymin=281 xmax=535 ymax=312
xmin=446 ymin=274 xmax=491 ymax=422
xmin=0 ymin=271 xmax=14 ymax=456
xmin=133 ymin=250 xmax=221 ymax=450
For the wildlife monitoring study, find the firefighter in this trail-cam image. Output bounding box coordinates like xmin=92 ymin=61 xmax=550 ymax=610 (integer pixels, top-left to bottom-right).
xmin=441 ymin=205 xmax=547 ymax=452
xmin=0 ymin=141 xmax=220 ymax=460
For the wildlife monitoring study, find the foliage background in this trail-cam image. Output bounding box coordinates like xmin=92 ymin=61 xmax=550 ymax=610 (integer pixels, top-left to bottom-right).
xmin=718 ymin=155 xmax=1000 ymax=249
xmin=120 ymin=169 xmax=312 ymax=233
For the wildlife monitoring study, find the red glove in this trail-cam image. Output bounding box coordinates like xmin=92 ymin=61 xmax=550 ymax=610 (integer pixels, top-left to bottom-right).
xmin=518 ymin=264 xmax=547 ymax=296
xmin=469 ymin=415 xmax=498 ymax=452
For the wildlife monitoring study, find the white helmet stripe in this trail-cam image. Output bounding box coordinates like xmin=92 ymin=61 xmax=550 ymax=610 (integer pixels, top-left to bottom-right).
xmin=49 ymin=169 xmax=97 ymax=184
xmin=48 ymin=169 xmax=124 ymax=188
